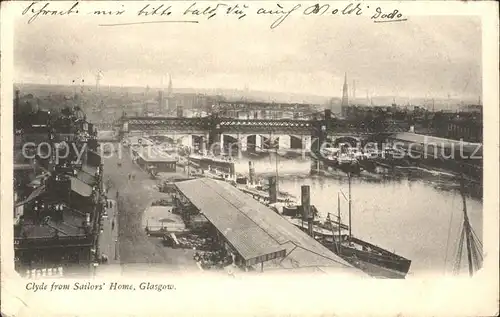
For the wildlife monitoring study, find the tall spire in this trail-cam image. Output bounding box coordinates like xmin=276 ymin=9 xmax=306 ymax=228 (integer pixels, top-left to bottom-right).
xmin=167 ymin=73 xmax=173 ymax=96
xmin=341 ymin=73 xmax=349 ymax=107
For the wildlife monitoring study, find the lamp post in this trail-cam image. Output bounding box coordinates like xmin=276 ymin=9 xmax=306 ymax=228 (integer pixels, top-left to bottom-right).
xmin=92 ymin=262 xmax=98 ymax=278
xmin=114 ymin=239 xmax=118 ymax=260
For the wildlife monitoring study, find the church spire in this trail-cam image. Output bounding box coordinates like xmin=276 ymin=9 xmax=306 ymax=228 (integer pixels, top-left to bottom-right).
xmin=167 ymin=74 xmax=172 ymax=96
xmin=341 ymin=72 xmax=349 ymax=107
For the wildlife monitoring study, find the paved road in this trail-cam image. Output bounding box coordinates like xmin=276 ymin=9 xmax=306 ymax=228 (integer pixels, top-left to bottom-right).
xmin=101 ymin=144 xmax=198 ymax=275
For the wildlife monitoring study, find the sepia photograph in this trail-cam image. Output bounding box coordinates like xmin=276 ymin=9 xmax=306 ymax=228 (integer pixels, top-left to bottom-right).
xmin=1 ymin=1 xmax=498 ymax=316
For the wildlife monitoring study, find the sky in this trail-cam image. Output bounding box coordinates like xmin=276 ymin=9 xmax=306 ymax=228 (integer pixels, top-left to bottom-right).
xmin=13 ymin=2 xmax=482 ymax=99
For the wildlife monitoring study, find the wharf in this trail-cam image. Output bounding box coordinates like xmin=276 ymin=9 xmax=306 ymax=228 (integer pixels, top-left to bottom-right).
xmin=175 ymin=178 xmax=366 ymax=276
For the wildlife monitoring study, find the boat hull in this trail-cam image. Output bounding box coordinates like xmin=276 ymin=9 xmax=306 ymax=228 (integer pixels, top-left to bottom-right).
xmin=189 ymin=156 xmax=235 ymax=174
xmin=289 ymin=218 xmax=411 ymax=278
xmin=322 ymin=237 xmax=411 ymax=278
xmin=321 ymin=158 xmax=363 ymax=174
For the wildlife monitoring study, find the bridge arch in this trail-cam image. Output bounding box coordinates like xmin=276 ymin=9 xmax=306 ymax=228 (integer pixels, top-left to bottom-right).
xmin=289 ymin=135 xmax=303 ymax=149
xmin=222 ymin=134 xmax=239 ymax=155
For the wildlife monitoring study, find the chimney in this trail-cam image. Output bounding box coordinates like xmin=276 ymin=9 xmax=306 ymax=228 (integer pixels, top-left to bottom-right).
xmin=15 ymin=89 xmax=20 ymax=112
xmin=301 ymin=185 xmax=313 ymax=237
xmin=177 ymin=105 xmax=183 ymax=117
xmin=248 ymin=161 xmax=255 ymax=185
xmin=158 ymin=90 xmax=164 ymax=111
xmin=268 ymin=176 xmax=277 ymax=204
xmin=324 ymin=109 xmax=331 ymax=121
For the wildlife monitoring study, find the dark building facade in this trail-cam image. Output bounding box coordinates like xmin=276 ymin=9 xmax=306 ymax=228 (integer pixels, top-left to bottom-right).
xmin=13 ymin=96 xmax=104 ymax=277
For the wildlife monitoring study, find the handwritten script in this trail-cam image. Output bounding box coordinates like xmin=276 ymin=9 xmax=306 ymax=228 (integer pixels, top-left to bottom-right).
xmin=21 ymin=1 xmax=408 ymax=28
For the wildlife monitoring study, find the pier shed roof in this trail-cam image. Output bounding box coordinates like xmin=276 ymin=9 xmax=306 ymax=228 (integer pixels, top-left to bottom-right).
xmin=134 ymin=148 xmax=177 ymax=163
xmin=175 ymin=178 xmax=363 ymax=275
xmin=391 ymin=132 xmax=482 ymax=156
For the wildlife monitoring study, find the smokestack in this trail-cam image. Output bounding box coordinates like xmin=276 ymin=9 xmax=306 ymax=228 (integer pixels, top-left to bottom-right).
xmin=158 ymin=90 xmax=165 ymax=112
xmin=324 ymin=109 xmax=331 ymax=121
xmin=248 ymin=161 xmax=255 ymax=185
xmin=15 ymin=89 xmax=20 ymax=112
xmin=301 ymin=185 xmax=313 ymax=237
xmin=268 ymin=176 xmax=277 ymax=204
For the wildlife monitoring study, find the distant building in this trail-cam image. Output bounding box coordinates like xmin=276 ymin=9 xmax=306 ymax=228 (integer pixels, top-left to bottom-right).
xmin=158 ymin=90 xmax=165 ymax=112
xmin=177 ymin=104 xmax=184 ymax=117
xmin=460 ymin=104 xmax=482 ymax=113
xmin=447 ymin=116 xmax=482 ymax=143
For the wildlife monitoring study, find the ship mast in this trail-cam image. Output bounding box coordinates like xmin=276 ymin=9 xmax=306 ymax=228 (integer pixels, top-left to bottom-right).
xmin=348 ymin=172 xmax=352 ymax=239
xmin=461 ymin=175 xmax=474 ymax=276
xmin=275 ymin=137 xmax=279 ymax=195
xmin=453 ymin=172 xmax=483 ymax=276
xmin=338 ymin=193 xmax=342 ymax=253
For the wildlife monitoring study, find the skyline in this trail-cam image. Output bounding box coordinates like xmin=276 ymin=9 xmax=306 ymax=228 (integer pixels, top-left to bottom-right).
xmin=14 ymin=9 xmax=482 ymax=100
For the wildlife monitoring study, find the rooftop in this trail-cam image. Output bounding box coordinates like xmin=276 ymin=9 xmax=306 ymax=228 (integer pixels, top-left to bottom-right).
xmin=175 ymin=178 xmax=363 ymax=275
xmin=76 ymin=170 xmax=96 ymax=186
xmin=14 ymin=207 xmax=89 ymax=244
xmin=135 ymin=147 xmax=177 ymax=163
xmin=392 ymin=132 xmax=482 ymax=155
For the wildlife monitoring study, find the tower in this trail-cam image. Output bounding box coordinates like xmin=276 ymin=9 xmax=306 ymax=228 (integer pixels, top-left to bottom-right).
xmin=166 ymin=74 xmax=174 ymax=114
xmin=341 ymin=73 xmax=349 ymax=117
xmin=352 ymin=80 xmax=356 ymax=102
xmin=167 ymin=74 xmax=172 ymax=96
xmin=158 ymin=90 xmax=165 ymax=113
xmin=95 ymin=70 xmax=103 ymax=94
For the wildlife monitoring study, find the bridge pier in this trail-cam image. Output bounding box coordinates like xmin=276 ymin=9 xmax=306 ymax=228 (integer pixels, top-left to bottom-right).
xmin=201 ymin=134 xmax=209 ymax=155
xmin=278 ymin=135 xmax=290 ymax=150
xmin=220 ymin=133 xmax=224 ymax=154
xmin=310 ymin=121 xmax=327 ymax=175
xmin=256 ymin=135 xmax=262 ymax=152
xmin=236 ymin=133 xmax=243 ymax=159
xmin=302 ymin=135 xmax=311 ymax=158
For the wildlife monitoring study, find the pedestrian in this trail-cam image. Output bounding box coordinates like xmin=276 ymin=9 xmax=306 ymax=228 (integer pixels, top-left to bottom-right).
xmin=116 ymin=191 xmax=119 ymax=199
xmin=128 ymin=174 xmax=131 ymax=180
xmin=112 ymin=220 xmax=115 ymax=230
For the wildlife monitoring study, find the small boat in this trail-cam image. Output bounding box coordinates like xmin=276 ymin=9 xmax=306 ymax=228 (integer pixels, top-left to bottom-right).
xmin=324 ymin=174 xmax=411 ymax=278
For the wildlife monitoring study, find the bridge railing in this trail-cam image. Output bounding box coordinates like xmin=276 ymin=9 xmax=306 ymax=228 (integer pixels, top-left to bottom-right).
xmin=118 ymin=116 xmax=409 ymax=134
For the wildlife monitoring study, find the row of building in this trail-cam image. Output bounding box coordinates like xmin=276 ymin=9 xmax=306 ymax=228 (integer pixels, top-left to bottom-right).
xmin=338 ymin=103 xmax=482 ymax=143
xmin=13 ymin=90 xmax=106 ymax=277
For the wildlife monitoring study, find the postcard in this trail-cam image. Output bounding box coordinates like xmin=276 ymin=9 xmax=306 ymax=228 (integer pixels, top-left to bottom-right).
xmin=1 ymin=1 xmax=498 ymax=316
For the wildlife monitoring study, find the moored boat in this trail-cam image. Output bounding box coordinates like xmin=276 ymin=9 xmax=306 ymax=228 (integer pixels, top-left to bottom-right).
xmin=272 ymin=174 xmax=412 ymax=278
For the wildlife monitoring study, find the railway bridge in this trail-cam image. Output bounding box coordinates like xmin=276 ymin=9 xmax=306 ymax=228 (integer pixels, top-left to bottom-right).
xmin=99 ymin=110 xmax=407 ymax=154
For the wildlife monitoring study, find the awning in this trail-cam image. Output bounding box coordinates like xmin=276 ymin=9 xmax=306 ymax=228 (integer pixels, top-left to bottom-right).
xmin=81 ymin=164 xmax=97 ymax=176
xmin=76 ymin=170 xmax=96 ymax=186
xmin=70 ymin=177 xmax=93 ymax=197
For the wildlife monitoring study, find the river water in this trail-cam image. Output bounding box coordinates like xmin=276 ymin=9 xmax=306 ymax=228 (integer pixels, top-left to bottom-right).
xmin=232 ymin=154 xmax=483 ymax=277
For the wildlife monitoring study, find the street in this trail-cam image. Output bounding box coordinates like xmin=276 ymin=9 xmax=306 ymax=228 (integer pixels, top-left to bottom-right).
xmin=101 ymin=144 xmax=199 ymax=275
